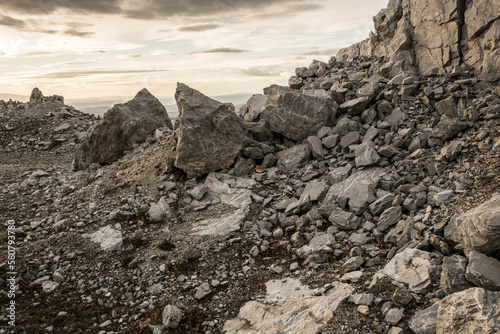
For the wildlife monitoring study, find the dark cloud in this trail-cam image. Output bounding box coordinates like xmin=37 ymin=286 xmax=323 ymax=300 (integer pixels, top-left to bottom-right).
xmin=178 ymin=23 xmax=220 ymax=32
xmin=240 ymin=65 xmax=280 ymax=77
xmin=1 ymin=0 xmax=121 ymax=15
xmin=63 ymin=28 xmax=94 ymax=37
xmin=1 ymin=0 xmax=324 ymax=19
xmin=0 ymin=14 xmax=26 ymax=28
xmin=189 ymin=47 xmax=249 ymax=55
xmin=254 ymin=3 xmax=324 ymax=19
xmin=38 ymin=69 xmax=168 ymax=79
xmin=293 ymin=48 xmax=339 ymax=56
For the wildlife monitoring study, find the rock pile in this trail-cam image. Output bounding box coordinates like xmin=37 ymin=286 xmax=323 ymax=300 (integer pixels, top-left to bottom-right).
xmin=1 ymin=0 xmax=499 ymax=332
xmin=73 ymin=88 xmax=172 ymax=170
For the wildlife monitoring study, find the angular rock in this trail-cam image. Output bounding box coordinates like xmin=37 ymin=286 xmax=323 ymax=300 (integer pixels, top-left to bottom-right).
xmin=354 ymin=140 xmax=381 ymax=168
xmin=277 ymin=144 xmax=311 ymax=171
xmin=306 ymin=136 xmax=325 ymax=161
xmin=326 ymin=164 xmax=353 ymax=185
xmin=465 ymin=251 xmax=500 ymax=291
xmin=377 ymin=206 xmax=402 ymax=232
xmin=162 ymin=305 xmax=183 ymax=329
xmin=343 ymin=256 xmax=364 ymax=272
xmin=436 ymin=288 xmax=500 ymax=334
xmin=261 ymin=85 xmax=337 ymax=141
xmin=148 ymin=197 xmax=171 ymax=223
xmin=166 ymin=83 xmax=250 ymax=178
xmin=441 ymin=255 xmax=473 ymax=295
xmin=369 ymin=192 xmax=395 ymax=216
xmin=381 ymin=248 xmax=439 ymax=294
xmin=244 ymin=94 xmax=267 ymax=122
xmin=299 ymin=180 xmax=328 ymax=205
xmin=74 ymin=88 xmax=172 ymax=170
xmin=324 ymin=168 xmax=385 ymax=214
xmin=457 ymin=193 xmax=500 ymax=259
xmin=408 ymin=301 xmax=440 ymax=334
xmin=224 ymin=279 xmax=354 ymax=334
xmin=329 ymin=208 xmax=361 ymax=230
xmin=86 ymin=225 xmax=123 ymax=251
xmin=431 ymin=115 xmax=469 ymax=141
xmin=339 ymin=97 xmax=370 ymax=115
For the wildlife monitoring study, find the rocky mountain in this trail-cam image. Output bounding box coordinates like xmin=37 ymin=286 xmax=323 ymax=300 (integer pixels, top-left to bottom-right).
xmin=1 ymin=0 xmax=499 ymax=333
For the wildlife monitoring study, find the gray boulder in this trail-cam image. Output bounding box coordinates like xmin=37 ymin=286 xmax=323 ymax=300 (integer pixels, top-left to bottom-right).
xmin=441 ymin=255 xmax=474 ymax=295
xmin=457 ymin=193 xmax=500 ymax=259
xmin=74 ymin=88 xmax=172 ymax=170
xmin=277 ymin=144 xmax=311 ymax=171
xmin=431 ymin=115 xmax=469 ymax=141
xmin=243 ymin=94 xmax=267 ymax=122
xmin=339 ymin=97 xmax=370 ymax=115
xmin=436 ymin=288 xmax=500 ymax=334
xmin=166 ymin=83 xmax=250 ymax=179
xmin=260 ymin=85 xmax=337 ymax=141
xmin=408 ymin=301 xmax=440 ymax=334
xmin=354 ymin=140 xmax=381 ymax=168
xmin=465 ymin=251 xmax=500 ymax=291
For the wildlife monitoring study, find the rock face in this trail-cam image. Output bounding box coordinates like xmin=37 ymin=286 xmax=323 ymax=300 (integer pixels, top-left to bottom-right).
xmin=224 ymin=278 xmax=354 ymax=334
xmin=260 ymin=85 xmax=337 ymax=141
xmin=74 ymin=89 xmax=172 ymax=170
xmin=336 ymin=0 xmax=500 ymax=79
xmin=436 ymin=288 xmax=500 ymax=334
xmin=457 ymin=193 xmax=500 ymax=259
xmin=165 ymin=83 xmax=250 ymax=179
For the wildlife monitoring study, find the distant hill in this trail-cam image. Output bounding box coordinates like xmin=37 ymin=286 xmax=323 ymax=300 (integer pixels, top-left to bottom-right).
xmin=0 ymin=93 xmax=28 ymax=102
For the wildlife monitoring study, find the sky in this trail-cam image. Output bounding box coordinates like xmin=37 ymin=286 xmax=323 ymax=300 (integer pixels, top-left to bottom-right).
xmin=0 ymin=0 xmax=387 ymax=112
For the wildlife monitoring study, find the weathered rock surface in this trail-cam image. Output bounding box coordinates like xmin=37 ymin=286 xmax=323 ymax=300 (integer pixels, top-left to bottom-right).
xmin=224 ymin=279 xmax=354 ymax=334
xmin=457 ymin=193 xmax=500 ymax=259
xmin=260 ymin=85 xmax=337 ymax=141
xmin=74 ymin=88 xmax=171 ymax=170
xmin=441 ymin=255 xmax=473 ymax=295
xmin=436 ymin=288 xmax=500 ymax=334
xmin=465 ymin=251 xmax=500 ymax=291
xmin=166 ymin=83 xmax=250 ymax=178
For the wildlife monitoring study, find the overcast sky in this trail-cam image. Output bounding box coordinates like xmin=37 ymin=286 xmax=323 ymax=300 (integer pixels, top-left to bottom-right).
xmin=0 ymin=0 xmax=387 ymax=103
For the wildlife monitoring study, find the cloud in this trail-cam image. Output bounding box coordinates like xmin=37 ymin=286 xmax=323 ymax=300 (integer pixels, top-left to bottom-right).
xmin=1 ymin=0 xmax=121 ymax=15
xmin=63 ymin=28 xmax=94 ymax=37
xmin=189 ymin=47 xmax=250 ymax=55
xmin=178 ymin=23 xmax=220 ymax=32
xmin=293 ymin=48 xmax=339 ymax=56
xmin=37 ymin=69 xmax=169 ymax=79
xmin=0 ymin=14 xmax=26 ymax=28
xmin=240 ymin=65 xmax=281 ymax=77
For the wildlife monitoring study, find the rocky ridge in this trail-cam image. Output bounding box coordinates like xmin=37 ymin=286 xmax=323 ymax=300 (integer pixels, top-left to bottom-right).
xmin=1 ymin=1 xmax=500 ymax=333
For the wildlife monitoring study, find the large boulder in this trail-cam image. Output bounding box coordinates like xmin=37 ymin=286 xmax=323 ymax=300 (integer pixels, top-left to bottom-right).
xmin=436 ymin=288 xmax=500 ymax=334
xmin=74 ymin=88 xmax=172 ymax=170
xmin=165 ymin=83 xmax=250 ymax=179
xmin=260 ymin=85 xmax=337 ymax=141
xmin=457 ymin=193 xmax=500 ymax=259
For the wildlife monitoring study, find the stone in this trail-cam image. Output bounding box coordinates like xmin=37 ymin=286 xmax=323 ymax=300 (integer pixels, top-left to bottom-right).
xmin=74 ymin=88 xmax=172 ymax=170
xmin=86 ymin=225 xmax=123 ymax=251
xmin=435 ymin=96 xmax=458 ymax=118
xmin=354 ymin=140 xmax=381 ymax=168
xmin=277 ymin=144 xmax=311 ymax=171
xmin=309 ymin=233 xmax=336 ymax=247
xmin=260 ymin=85 xmax=337 ymax=141
xmin=191 ymin=210 xmax=245 ymax=236
xmin=324 ymin=168 xmax=385 ymax=214
xmin=148 ymin=197 xmax=171 ymax=223
xmin=436 ymin=288 xmax=500 ymax=334
xmin=369 ymin=192 xmax=395 ymax=216
xmin=339 ymin=97 xmax=370 ymax=115
xmin=385 ymin=107 xmax=405 ymax=131
xmin=296 ymin=245 xmax=333 ymax=259
xmin=441 ymin=255 xmax=473 ymax=295
xmin=408 ymin=301 xmax=440 ymax=334
xmin=343 ymin=256 xmax=364 ymax=272
xmin=385 ymin=308 xmax=404 ymax=325
xmin=322 ymin=135 xmax=339 ymax=149
xmin=457 ymin=193 xmax=500 ymax=259
xmin=381 ymin=248 xmax=439 ymax=294
xmin=309 ymin=59 xmax=328 ymax=77
xmin=234 ymin=156 xmax=254 ymax=177
xmin=244 ymin=94 xmax=267 ymax=122
xmin=431 ymin=115 xmax=469 ymax=141
xmin=465 ymin=251 xmax=500 ymax=291
xmin=299 ymin=180 xmax=328 ymax=205
xmin=224 ymin=279 xmax=354 ymax=334
xmin=433 ymin=190 xmax=455 ymax=206
xmin=194 ymin=283 xmax=211 ymax=300
xmin=29 ymin=87 xmax=44 ymax=104
xmin=288 ymin=75 xmax=304 ymax=89
xmin=328 ymin=208 xmax=361 ymax=230
xmin=377 ymin=206 xmax=402 ymax=232
xmin=350 ymin=293 xmax=374 ymax=306
xmin=42 ymin=280 xmax=59 ymax=293
xmin=326 ymin=164 xmax=353 ymax=185
xmin=162 ymin=305 xmax=183 ymax=329
xmin=340 ymin=131 xmax=360 ymax=149
xmin=165 ymin=83 xmax=250 ymax=178
xmin=305 ymin=136 xmax=325 ymax=161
